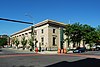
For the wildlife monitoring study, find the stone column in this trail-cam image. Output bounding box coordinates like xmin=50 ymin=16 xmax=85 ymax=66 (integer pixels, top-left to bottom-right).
xmin=63 ymin=34 xmax=68 ymax=53
xmin=58 ymin=27 xmax=61 ymax=53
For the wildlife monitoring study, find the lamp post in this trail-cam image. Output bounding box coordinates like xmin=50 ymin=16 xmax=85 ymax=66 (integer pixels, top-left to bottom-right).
xmin=25 ymin=15 xmax=36 ymax=51
xmin=31 ymin=26 xmax=35 ymax=50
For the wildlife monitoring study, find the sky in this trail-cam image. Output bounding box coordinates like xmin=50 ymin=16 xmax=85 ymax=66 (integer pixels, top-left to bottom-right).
xmin=0 ymin=0 xmax=100 ymax=35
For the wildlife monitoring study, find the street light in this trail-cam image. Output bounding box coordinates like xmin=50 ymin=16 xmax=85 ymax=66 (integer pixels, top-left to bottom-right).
xmin=25 ymin=15 xmax=36 ymax=51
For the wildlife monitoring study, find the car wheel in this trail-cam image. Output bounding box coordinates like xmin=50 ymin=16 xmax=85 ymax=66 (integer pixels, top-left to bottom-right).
xmin=96 ymin=48 xmax=99 ymax=51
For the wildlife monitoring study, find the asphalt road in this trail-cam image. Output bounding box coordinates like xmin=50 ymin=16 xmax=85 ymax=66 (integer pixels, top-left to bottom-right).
xmin=0 ymin=48 xmax=18 ymax=55
xmin=0 ymin=48 xmax=100 ymax=67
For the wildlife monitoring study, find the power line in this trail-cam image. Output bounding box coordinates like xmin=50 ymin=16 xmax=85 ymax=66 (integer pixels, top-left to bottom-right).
xmin=0 ymin=18 xmax=33 ymax=25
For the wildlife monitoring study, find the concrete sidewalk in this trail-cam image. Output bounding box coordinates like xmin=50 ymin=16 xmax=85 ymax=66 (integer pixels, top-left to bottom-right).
xmin=4 ymin=48 xmax=74 ymax=54
xmin=3 ymin=48 xmax=58 ymax=54
xmin=38 ymin=51 xmax=58 ymax=54
xmin=2 ymin=48 xmax=35 ymax=53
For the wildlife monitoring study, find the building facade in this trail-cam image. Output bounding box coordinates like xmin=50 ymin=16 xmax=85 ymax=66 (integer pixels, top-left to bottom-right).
xmin=10 ymin=19 xmax=69 ymax=53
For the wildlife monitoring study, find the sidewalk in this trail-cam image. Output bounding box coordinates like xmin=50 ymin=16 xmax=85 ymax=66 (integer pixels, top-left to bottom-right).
xmin=5 ymin=48 xmax=58 ymax=54
xmin=4 ymin=48 xmax=74 ymax=54
xmin=4 ymin=48 xmax=35 ymax=53
xmin=38 ymin=51 xmax=58 ymax=54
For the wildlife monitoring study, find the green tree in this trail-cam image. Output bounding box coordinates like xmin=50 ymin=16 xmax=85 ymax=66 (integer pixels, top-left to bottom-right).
xmin=21 ymin=36 xmax=27 ymax=50
xmin=96 ymin=25 xmax=100 ymax=40
xmin=64 ymin=24 xmax=71 ymax=48
xmin=70 ymin=22 xmax=83 ymax=47
xmin=11 ymin=37 xmax=15 ymax=45
xmin=64 ymin=22 xmax=98 ymax=49
xmin=14 ymin=38 xmax=19 ymax=49
xmin=28 ymin=38 xmax=34 ymax=51
xmin=0 ymin=38 xmax=7 ymax=47
xmin=82 ymin=24 xmax=96 ymax=47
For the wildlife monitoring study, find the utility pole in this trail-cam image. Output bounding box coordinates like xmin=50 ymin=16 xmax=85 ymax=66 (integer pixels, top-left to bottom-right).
xmin=25 ymin=15 xmax=35 ymax=51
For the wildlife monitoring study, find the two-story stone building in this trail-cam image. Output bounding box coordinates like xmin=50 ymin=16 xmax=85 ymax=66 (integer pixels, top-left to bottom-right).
xmin=10 ymin=19 xmax=68 ymax=53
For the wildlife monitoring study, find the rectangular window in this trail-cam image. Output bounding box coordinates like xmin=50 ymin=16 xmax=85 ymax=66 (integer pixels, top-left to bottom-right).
xmin=29 ymin=32 xmax=31 ymax=34
xmin=53 ymin=37 xmax=56 ymax=46
xmin=34 ymin=30 xmax=37 ymax=35
xmin=53 ymin=29 xmax=55 ymax=33
xmin=19 ymin=35 xmax=21 ymax=36
xmin=22 ymin=34 xmax=24 ymax=36
xmin=41 ymin=37 xmax=44 ymax=45
xmin=41 ymin=29 xmax=43 ymax=34
xmin=25 ymin=33 xmax=28 ymax=37
xmin=25 ymin=33 xmax=28 ymax=35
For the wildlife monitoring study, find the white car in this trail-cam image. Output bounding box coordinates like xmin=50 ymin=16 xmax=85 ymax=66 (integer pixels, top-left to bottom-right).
xmin=91 ymin=45 xmax=100 ymax=51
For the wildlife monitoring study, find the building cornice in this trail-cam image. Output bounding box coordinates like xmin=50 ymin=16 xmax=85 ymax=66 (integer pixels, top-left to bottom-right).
xmin=10 ymin=19 xmax=66 ymax=37
xmin=34 ymin=19 xmax=66 ymax=28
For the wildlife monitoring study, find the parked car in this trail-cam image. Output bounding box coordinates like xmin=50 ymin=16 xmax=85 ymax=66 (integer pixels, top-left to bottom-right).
xmin=91 ymin=45 xmax=100 ymax=51
xmin=73 ymin=47 xmax=86 ymax=53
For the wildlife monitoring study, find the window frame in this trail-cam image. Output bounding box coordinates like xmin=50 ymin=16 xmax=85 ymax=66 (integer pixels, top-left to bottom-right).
xmin=53 ymin=29 xmax=55 ymax=33
xmin=41 ymin=37 xmax=44 ymax=45
xmin=53 ymin=37 xmax=56 ymax=46
xmin=41 ymin=29 xmax=43 ymax=34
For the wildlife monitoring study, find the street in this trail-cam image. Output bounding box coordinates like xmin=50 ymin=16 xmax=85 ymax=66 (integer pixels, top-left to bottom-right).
xmin=0 ymin=48 xmax=100 ymax=67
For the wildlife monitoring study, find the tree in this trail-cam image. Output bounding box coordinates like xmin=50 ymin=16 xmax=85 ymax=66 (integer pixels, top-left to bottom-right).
xmin=96 ymin=25 xmax=100 ymax=31
xmin=64 ymin=24 xmax=71 ymax=48
xmin=82 ymin=24 xmax=96 ymax=47
xmin=96 ymin=25 xmax=100 ymax=40
xmin=64 ymin=22 xmax=99 ymax=49
xmin=0 ymin=38 xmax=7 ymax=47
xmin=70 ymin=22 xmax=83 ymax=48
xmin=28 ymin=38 xmax=34 ymax=51
xmin=14 ymin=38 xmax=19 ymax=49
xmin=11 ymin=37 xmax=15 ymax=45
xmin=21 ymin=36 xmax=27 ymax=50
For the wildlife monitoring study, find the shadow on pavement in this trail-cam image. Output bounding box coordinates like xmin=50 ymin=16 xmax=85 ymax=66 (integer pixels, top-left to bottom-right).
xmin=46 ymin=58 xmax=100 ymax=67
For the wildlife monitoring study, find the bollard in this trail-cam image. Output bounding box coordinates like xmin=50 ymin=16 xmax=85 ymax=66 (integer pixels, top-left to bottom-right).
xmin=58 ymin=48 xmax=61 ymax=54
xmin=63 ymin=49 xmax=67 ymax=54
xmin=35 ymin=48 xmax=38 ymax=53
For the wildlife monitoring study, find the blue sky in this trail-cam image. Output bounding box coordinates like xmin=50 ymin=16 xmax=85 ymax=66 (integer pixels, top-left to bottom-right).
xmin=0 ymin=0 xmax=100 ymax=35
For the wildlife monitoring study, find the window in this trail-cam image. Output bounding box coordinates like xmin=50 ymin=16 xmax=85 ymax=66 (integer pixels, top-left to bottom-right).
xmin=25 ymin=33 xmax=28 ymax=37
xmin=41 ymin=37 xmax=44 ymax=45
xmin=29 ymin=32 xmax=31 ymax=34
xmin=53 ymin=37 xmax=56 ymax=46
xmin=41 ymin=29 xmax=43 ymax=34
xmin=19 ymin=35 xmax=21 ymax=36
xmin=25 ymin=33 xmax=28 ymax=35
xmin=22 ymin=34 xmax=24 ymax=36
xmin=53 ymin=29 xmax=55 ymax=33
xmin=34 ymin=30 xmax=37 ymax=35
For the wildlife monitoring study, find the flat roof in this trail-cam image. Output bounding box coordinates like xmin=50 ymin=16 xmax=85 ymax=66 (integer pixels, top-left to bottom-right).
xmin=34 ymin=19 xmax=66 ymax=27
